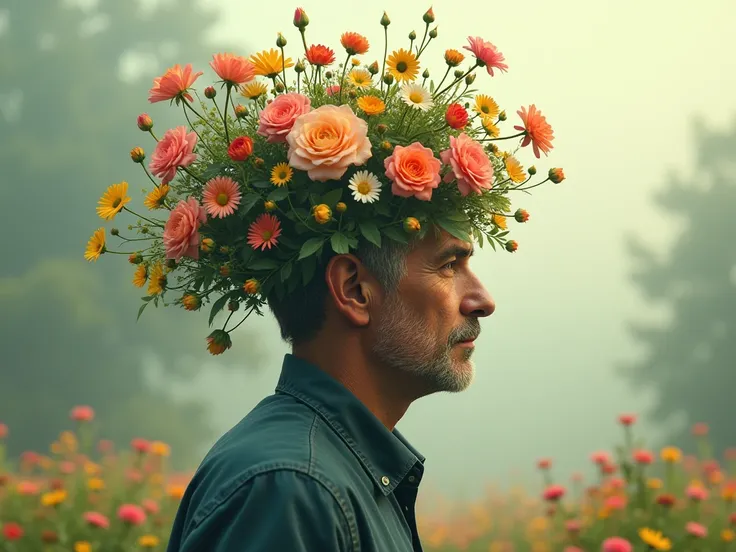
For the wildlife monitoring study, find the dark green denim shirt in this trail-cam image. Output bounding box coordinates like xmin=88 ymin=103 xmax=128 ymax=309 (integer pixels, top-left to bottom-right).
xmin=166 ymin=354 xmax=426 ymax=551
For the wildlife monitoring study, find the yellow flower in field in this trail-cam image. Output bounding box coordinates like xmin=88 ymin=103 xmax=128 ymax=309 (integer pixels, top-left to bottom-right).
xmin=348 ymin=69 xmax=372 ymax=88
xmin=144 ymin=184 xmax=170 ymax=210
xmin=167 ymin=484 xmax=186 ymax=500
xmin=270 ymin=163 xmax=293 ymax=186
xmin=660 ymin=446 xmax=682 ymax=463
xmin=722 ymin=529 xmax=735 ymax=542
xmin=240 ymin=80 xmax=269 ymax=99
xmin=250 ymin=49 xmax=293 ymax=78
xmin=147 ymin=262 xmax=166 ymax=296
xmin=356 ymin=95 xmax=385 ymax=116
xmin=474 ymin=95 xmax=500 ymax=119
xmin=647 ymin=478 xmax=663 ymax=489
xmin=51 ymin=441 xmax=63 ymax=455
xmin=639 ymin=528 xmax=672 ymax=551
xmin=531 ymin=542 xmax=550 ymax=552
xmin=84 ymin=228 xmax=106 ymax=262
xmin=84 ymin=462 xmax=102 ymax=476
xmin=38 ymin=456 xmax=54 ymax=470
xmin=722 ymin=484 xmax=736 ymax=501
xmin=133 ymin=264 xmax=148 ymax=288
xmin=96 ymin=181 xmax=131 ymax=221
xmin=482 ymin=117 xmax=500 ymax=138
xmin=386 ymin=49 xmax=419 ymax=82
xmin=74 ymin=542 xmax=92 ymax=552
xmin=41 ymin=489 xmax=67 ymax=507
xmin=598 ymin=506 xmax=611 ymax=519
xmin=60 ymin=431 xmax=77 ymax=451
xmin=138 ymin=534 xmax=160 ymax=548
xmin=87 ymin=478 xmax=105 ymax=491
xmin=492 ymin=214 xmax=507 ymax=230
xmin=150 ymin=441 xmax=171 ymax=457
xmin=505 ymin=156 xmax=526 ymax=183
xmin=527 ymin=516 xmax=548 ymax=532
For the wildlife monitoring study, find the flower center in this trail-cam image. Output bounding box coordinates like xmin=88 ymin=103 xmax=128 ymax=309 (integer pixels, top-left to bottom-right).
xmin=112 ymin=198 xmax=121 ymax=209
xmin=261 ymin=230 xmax=272 ymax=240
xmin=409 ymin=92 xmax=423 ymax=104
xmin=216 ymin=193 xmax=229 ymax=206
xmin=481 ymin=105 xmax=490 ymax=114
xmin=357 ymin=181 xmax=371 ymax=194
xmin=396 ymin=61 xmax=408 ymax=73
xmin=278 ymin=171 xmax=287 ymax=180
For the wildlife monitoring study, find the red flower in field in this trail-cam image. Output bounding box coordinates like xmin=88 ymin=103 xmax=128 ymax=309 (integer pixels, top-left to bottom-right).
xmin=605 ymin=495 xmax=627 ymax=510
xmin=97 ymin=440 xmax=114 ymax=454
xmin=656 ymin=493 xmax=676 ymax=508
xmin=702 ymin=459 xmax=720 ymax=474
xmin=118 ymin=504 xmax=147 ymax=526
xmin=618 ymin=413 xmax=636 ymax=426
xmin=227 ymin=136 xmax=253 ymax=162
xmin=591 ymin=451 xmax=612 ymax=465
xmin=686 ymin=522 xmax=707 ymax=539
xmin=126 ymin=468 xmax=144 ymax=484
xmin=565 ymin=519 xmax=582 ymax=533
xmin=84 ymin=511 xmax=110 ymax=529
xmin=142 ymin=498 xmax=160 ymax=515
xmin=445 ymin=103 xmax=469 ymax=129
xmin=602 ymin=463 xmax=617 ymax=475
xmin=0 ymin=423 xmax=7 ymax=439
xmin=59 ymin=461 xmax=76 ymax=475
xmin=70 ymin=405 xmax=95 ymax=422
xmin=686 ymin=484 xmax=708 ymax=502
xmin=41 ymin=530 xmax=59 ymax=543
xmin=131 ymin=438 xmax=151 ymax=454
xmin=50 ymin=478 xmax=65 ymax=490
xmin=340 ymin=32 xmax=370 ymax=55
xmin=306 ymin=44 xmax=335 ymax=67
xmin=537 ymin=458 xmax=552 ymax=470
xmin=633 ymin=449 xmax=654 ymax=465
xmin=692 ymin=423 xmax=709 ymax=436
xmin=247 ymin=213 xmax=282 ymax=251
xmin=725 ymin=448 xmax=736 ymax=462
xmin=514 ymin=104 xmax=554 ymax=158
xmin=729 ymin=512 xmax=736 ymax=525
xmin=2 ymin=522 xmax=24 ymax=540
xmin=602 ymin=537 xmax=632 ymax=552
xmin=543 ymin=484 xmax=566 ymax=502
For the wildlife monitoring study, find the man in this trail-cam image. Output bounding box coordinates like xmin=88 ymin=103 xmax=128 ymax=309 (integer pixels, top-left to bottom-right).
xmin=166 ymin=229 xmax=495 ymax=551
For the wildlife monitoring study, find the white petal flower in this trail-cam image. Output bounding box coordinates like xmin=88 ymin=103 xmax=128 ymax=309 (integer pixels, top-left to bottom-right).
xmin=348 ymin=170 xmax=382 ymax=203
xmin=400 ymin=83 xmax=433 ymax=111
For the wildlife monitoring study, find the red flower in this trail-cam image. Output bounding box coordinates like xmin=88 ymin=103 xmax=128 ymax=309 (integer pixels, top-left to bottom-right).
xmin=537 ymin=458 xmax=552 ymax=470
xmin=3 ymin=522 xmax=24 ymax=541
xmin=247 ymin=213 xmax=282 ymax=251
xmin=632 ymin=449 xmax=654 ymax=465
xmin=228 ymin=136 xmax=253 ymax=162
xmin=692 ymin=423 xmax=709 ymax=436
xmin=70 ymin=405 xmax=94 ymax=422
xmin=131 ymin=438 xmax=151 ymax=454
xmin=445 ymin=103 xmax=468 ymax=129
xmin=618 ymin=413 xmax=636 ymax=426
xmin=543 ymin=484 xmax=566 ymax=502
xmin=306 ymin=44 xmax=335 ymax=67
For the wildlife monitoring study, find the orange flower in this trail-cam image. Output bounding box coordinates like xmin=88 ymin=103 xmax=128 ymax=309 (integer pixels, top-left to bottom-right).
xmin=357 ymin=96 xmax=385 ymax=116
xmin=340 ymin=32 xmax=370 ymax=55
xmin=306 ymin=44 xmax=335 ymax=67
xmin=210 ymin=53 xmax=256 ymax=86
xmin=206 ymin=329 xmax=232 ymax=355
xmin=148 ymin=63 xmax=203 ymax=104
xmin=444 ymin=49 xmax=465 ymax=67
xmin=514 ymin=104 xmax=554 ymax=158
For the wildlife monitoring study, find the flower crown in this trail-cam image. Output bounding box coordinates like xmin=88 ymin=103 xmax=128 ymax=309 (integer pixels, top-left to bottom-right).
xmin=84 ymin=6 xmax=565 ymax=356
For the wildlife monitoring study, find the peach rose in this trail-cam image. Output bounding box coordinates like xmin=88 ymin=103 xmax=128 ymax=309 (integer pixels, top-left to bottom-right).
xmin=163 ymin=197 xmax=207 ymax=261
xmin=286 ymin=104 xmax=372 ymax=182
xmin=440 ymin=133 xmax=493 ymax=196
xmin=384 ymin=142 xmax=442 ymax=201
xmin=149 ymin=126 xmax=198 ymax=184
xmin=257 ymin=93 xmax=311 ymax=143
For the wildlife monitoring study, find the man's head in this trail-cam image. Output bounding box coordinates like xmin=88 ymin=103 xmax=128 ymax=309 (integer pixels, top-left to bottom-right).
xmin=267 ymin=228 xmax=495 ymax=395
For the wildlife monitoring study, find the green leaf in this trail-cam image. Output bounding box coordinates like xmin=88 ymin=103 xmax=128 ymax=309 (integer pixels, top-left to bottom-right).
xmin=301 ymin=255 xmax=317 ymax=286
xmin=358 ymin=221 xmax=382 ymax=247
xmin=295 ymin=188 xmax=310 ymax=204
xmin=238 ymin=193 xmax=261 ymax=217
xmin=208 ymin=292 xmax=232 ymax=327
xmin=202 ymin=269 xmax=215 ymax=291
xmin=141 ymin=295 xmax=154 ymax=302
xmin=299 ymin=237 xmax=324 ymax=260
xmin=321 ymin=188 xmax=343 ymax=207
xmin=268 ymin=186 xmax=290 ymax=202
xmin=280 ymin=262 xmax=293 ymax=282
xmin=136 ymin=301 xmax=149 ymax=321
xmin=436 ymin=218 xmax=471 ymax=242
xmin=201 ymin=162 xmax=226 ymax=181
xmin=382 ymin=225 xmax=409 ymax=244
xmin=373 ymin=202 xmax=392 ymax=217
xmin=249 ymin=258 xmax=280 ymax=271
xmin=251 ymin=180 xmax=271 ymax=189
xmin=240 ymin=246 xmax=255 ymax=265
xmin=330 ymin=232 xmax=350 ymax=254
xmin=443 ymin=212 xmax=471 ymax=223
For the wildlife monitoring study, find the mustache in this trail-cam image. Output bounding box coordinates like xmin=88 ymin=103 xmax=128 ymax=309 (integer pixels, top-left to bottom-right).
xmin=448 ymin=319 xmax=481 ymax=345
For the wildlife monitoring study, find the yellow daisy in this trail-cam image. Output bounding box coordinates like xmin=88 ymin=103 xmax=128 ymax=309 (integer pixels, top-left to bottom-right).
xmin=74 ymin=542 xmax=92 ymax=552
xmin=482 ymin=117 xmax=500 ymax=138
xmin=660 ymin=446 xmax=682 ymax=463
xmin=504 ymin=156 xmax=527 ymax=183
xmin=348 ymin=69 xmax=372 ymax=88
xmin=357 ymin=95 xmax=385 ymax=116
xmin=270 ymin=163 xmax=293 ymax=186
xmin=144 ymin=183 xmax=170 ymax=210
xmin=96 ymin=181 xmax=130 ymax=221
xmin=87 ymin=478 xmax=105 ymax=491
xmin=240 ymin=81 xmax=269 ymax=100
xmin=386 ymin=49 xmax=419 ymax=82
xmin=473 ymin=95 xmax=500 ymax=119
xmin=138 ymin=535 xmax=160 ymax=548
xmin=492 ymin=214 xmax=507 ymax=230
xmin=639 ymin=528 xmax=672 ymax=551
xmin=41 ymin=489 xmax=67 ymax=507
xmin=250 ymin=49 xmax=293 ymax=79
xmin=147 ymin=263 xmax=166 ymax=296
xmin=84 ymin=228 xmax=106 ymax=262
xmin=133 ymin=264 xmax=147 ymax=288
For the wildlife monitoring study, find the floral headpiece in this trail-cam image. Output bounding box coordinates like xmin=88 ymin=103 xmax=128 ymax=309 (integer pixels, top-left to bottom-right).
xmin=84 ymin=7 xmax=565 ymax=356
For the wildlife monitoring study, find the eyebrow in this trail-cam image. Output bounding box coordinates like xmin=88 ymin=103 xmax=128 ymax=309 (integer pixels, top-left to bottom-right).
xmin=435 ymin=244 xmax=474 ymax=263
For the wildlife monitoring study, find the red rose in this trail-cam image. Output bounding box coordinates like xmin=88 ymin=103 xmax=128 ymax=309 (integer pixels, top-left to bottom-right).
xmin=228 ymin=136 xmax=253 ymax=162
xmin=445 ymin=103 xmax=468 ymax=129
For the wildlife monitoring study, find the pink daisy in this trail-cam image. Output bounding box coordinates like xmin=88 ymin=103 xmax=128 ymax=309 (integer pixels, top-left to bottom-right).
xmin=247 ymin=213 xmax=282 ymax=251
xmin=202 ymin=176 xmax=242 ymax=218
xmin=463 ymin=36 xmax=508 ymax=76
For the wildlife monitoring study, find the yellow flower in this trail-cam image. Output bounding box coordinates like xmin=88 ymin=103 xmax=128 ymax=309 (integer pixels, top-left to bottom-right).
xmin=351 ymin=58 xmax=361 ymax=67
xmin=482 ymin=117 xmax=500 ymax=138
xmin=313 ymin=204 xmax=332 ymax=224
xmin=473 ymin=95 xmax=500 ymax=119
xmin=492 ymin=214 xmax=507 ymax=230
xmin=144 ymin=184 xmax=170 ymax=210
xmin=639 ymin=528 xmax=672 ymax=551
xmin=660 ymin=446 xmax=682 ymax=463
xmin=84 ymin=462 xmax=102 ymax=476
xmin=87 ymin=478 xmax=105 ymax=491
xmin=74 ymin=542 xmax=92 ymax=552
xmin=241 ymin=80 xmax=269 ymax=99
xmin=386 ymin=49 xmax=419 ymax=82
xmin=84 ymin=228 xmax=106 ymax=262
xmin=41 ymin=489 xmax=67 ymax=507
xmin=51 ymin=442 xmax=63 ymax=455
xmin=147 ymin=263 xmax=166 ymax=296
xmin=138 ymin=535 xmax=160 ymax=548
xmin=647 ymin=478 xmax=663 ymax=489
xmin=250 ymin=49 xmax=293 ymax=78
xmin=356 ymin=95 xmax=385 ymax=116
xmin=722 ymin=529 xmax=735 ymax=542
xmin=348 ymin=69 xmax=372 ymax=88
xmin=504 ymin=156 xmax=527 ymax=183
xmin=270 ymin=163 xmax=293 ymax=186
xmin=96 ymin=181 xmax=131 ymax=221
xmin=531 ymin=542 xmax=550 ymax=552
xmin=167 ymin=484 xmax=186 ymax=500
xmin=150 ymin=441 xmax=171 ymax=457
xmin=133 ymin=264 xmax=148 ymax=288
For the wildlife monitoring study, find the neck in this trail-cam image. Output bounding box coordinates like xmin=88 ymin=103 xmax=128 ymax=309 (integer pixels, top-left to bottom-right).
xmin=292 ymin=333 xmax=413 ymax=431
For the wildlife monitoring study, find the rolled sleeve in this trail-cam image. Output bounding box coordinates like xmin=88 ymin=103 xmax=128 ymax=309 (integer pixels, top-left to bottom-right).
xmin=178 ymin=469 xmax=354 ymax=552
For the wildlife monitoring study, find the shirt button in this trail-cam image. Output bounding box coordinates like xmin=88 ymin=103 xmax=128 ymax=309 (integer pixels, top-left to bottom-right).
xmin=408 ymin=476 xmax=416 ymax=483
xmin=381 ymin=476 xmax=390 ymax=486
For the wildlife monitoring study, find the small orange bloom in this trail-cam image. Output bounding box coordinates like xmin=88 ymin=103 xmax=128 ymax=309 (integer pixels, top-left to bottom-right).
xmin=444 ymin=49 xmax=465 ymax=67
xmin=210 ymin=53 xmax=256 ymax=86
xmin=148 ymin=64 xmax=203 ymax=104
xmin=306 ymin=44 xmax=335 ymax=67
xmin=340 ymin=32 xmax=370 ymax=56
xmin=514 ymin=104 xmax=554 ymax=158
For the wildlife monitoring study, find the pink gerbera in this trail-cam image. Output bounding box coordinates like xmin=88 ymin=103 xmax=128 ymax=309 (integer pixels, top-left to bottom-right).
xmin=515 ymin=104 xmax=555 ymax=158
xmin=463 ymin=36 xmax=508 ymax=76
xmin=247 ymin=213 xmax=282 ymax=251
xmin=148 ymin=63 xmax=203 ymax=104
xmin=210 ymin=53 xmax=256 ymax=86
xmin=202 ymin=176 xmax=242 ymax=218
xmin=83 ymin=511 xmax=110 ymax=530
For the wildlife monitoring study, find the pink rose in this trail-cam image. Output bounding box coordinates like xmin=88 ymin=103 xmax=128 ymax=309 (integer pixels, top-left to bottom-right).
xmin=440 ymin=133 xmax=493 ymax=196
xmin=384 ymin=142 xmax=441 ymax=201
xmin=286 ymin=104 xmax=372 ymax=182
xmin=149 ymin=126 xmax=198 ymax=184
xmin=163 ymin=197 xmax=207 ymax=260
xmin=257 ymin=92 xmax=311 ymax=143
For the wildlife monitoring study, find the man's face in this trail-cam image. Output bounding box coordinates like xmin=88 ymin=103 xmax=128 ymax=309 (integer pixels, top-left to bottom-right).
xmin=371 ymin=231 xmax=495 ymax=394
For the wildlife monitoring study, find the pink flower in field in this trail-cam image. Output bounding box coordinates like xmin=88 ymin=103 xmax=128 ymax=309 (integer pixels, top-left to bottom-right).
xmin=564 ymin=547 xmax=584 ymax=552
xmin=565 ymin=519 xmax=582 ymax=533
xmin=604 ymin=495 xmax=627 ymax=510
xmin=633 ymin=449 xmax=654 ymax=465
xmin=210 ymin=53 xmax=255 ymax=86
xmin=16 ymin=481 xmax=40 ymax=495
xmin=131 ymin=438 xmax=151 ymax=454
xmin=601 ymin=537 xmax=632 ymax=552
xmin=618 ymin=413 xmax=637 ymax=426
xmin=537 ymin=458 xmax=552 ymax=470
xmin=326 ymin=85 xmax=340 ymax=96
xmin=84 ymin=511 xmax=110 ymax=529
xmin=70 ymin=405 xmax=94 ymax=422
xmin=149 ymin=126 xmax=198 ymax=185
xmin=163 ymin=197 xmax=207 ymax=261
xmin=0 ymin=423 xmax=7 ymax=439
xmin=247 ymin=213 xmax=282 ymax=251
xmin=202 ymin=176 xmax=242 ymax=218
xmin=97 ymin=440 xmax=114 ymax=454
xmin=591 ymin=451 xmax=612 ymax=465
xmin=463 ymin=36 xmax=508 ymax=76
xmin=59 ymin=461 xmax=76 ymax=475
xmin=686 ymin=484 xmax=709 ymax=501
xmin=608 ymin=478 xmax=625 ymax=490
xmin=148 ymin=63 xmax=203 ymax=103
xmin=685 ymin=521 xmax=707 ymax=538
xmin=692 ymin=423 xmax=709 ymax=436
xmin=384 ymin=142 xmax=442 ymax=201
xmin=543 ymin=484 xmax=566 ymax=502
xmin=117 ymin=504 xmax=146 ymax=525
xmin=440 ymin=132 xmax=494 ymax=196
xmin=126 ymin=468 xmax=144 ymax=484
xmin=142 ymin=498 xmax=160 ymax=515
xmin=258 ymin=92 xmax=311 ymax=143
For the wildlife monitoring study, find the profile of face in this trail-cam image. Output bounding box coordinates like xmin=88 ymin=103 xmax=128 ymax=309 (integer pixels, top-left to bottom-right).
xmin=370 ymin=231 xmax=495 ymax=394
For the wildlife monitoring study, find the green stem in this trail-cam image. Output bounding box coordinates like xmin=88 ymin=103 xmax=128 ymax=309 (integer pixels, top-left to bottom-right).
xmin=223 ymin=84 xmax=233 ymax=144
xmin=300 ymin=29 xmax=309 ymax=55
xmin=478 ymin=131 xmax=526 ymax=142
xmin=140 ymin=164 xmax=161 ymax=188
xmin=280 ymin=46 xmax=288 ymax=91
xmin=148 ymin=129 xmax=159 ymax=142
xmin=227 ymin=305 xmax=258 ymax=333
xmin=434 ymin=62 xmax=479 ymax=97
xmin=183 ymin=99 xmax=220 ymax=135
xmin=338 ymin=53 xmax=352 ymax=103
xmin=180 ymin=165 xmax=206 ymax=184
xmin=380 ymin=26 xmax=388 ymax=92
xmin=182 ymin=104 xmax=216 ymax=157
xmin=416 ymin=23 xmax=429 ymax=57
xmin=123 ymin=207 xmax=164 ymax=228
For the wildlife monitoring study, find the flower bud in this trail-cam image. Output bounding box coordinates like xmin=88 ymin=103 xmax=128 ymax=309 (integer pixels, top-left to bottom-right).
xmin=368 ymin=61 xmax=379 ymax=75
xmin=348 ymin=89 xmax=357 ymax=99
xmin=498 ymin=110 xmax=507 ymax=121
xmin=325 ymin=71 xmax=333 ymax=79
xmin=140 ymin=226 xmax=149 ymax=234
xmin=313 ymin=203 xmax=332 ymax=224
xmin=200 ymin=238 xmax=215 ymax=253
xmin=423 ymin=7 xmax=435 ymax=23
xmin=514 ymin=208 xmax=530 ymax=223
xmin=204 ymin=86 xmax=216 ymax=99
xmin=254 ymin=157 xmax=265 ymax=168
xmin=336 ymin=202 xmax=347 ymax=213
xmin=206 ymin=329 xmax=232 ymax=355
xmin=110 ymin=228 xmax=119 ymax=236
xmin=429 ymin=26 xmax=438 ymax=39
xmin=351 ymin=58 xmax=361 ymax=67
xmin=403 ymin=217 xmax=421 ymax=233
xmin=227 ymin=300 xmax=240 ymax=312
xmin=381 ymin=11 xmax=391 ymax=27
xmin=234 ymin=104 xmax=248 ymax=119
xmin=219 ymin=245 xmax=230 ymax=254
xmin=275 ymin=82 xmax=285 ymax=93
xmin=182 ymin=294 xmax=201 ymax=311
xmin=505 ymin=240 xmax=518 ymax=253
xmin=376 ymin=123 xmax=388 ymax=135
xmin=295 ymin=60 xmax=306 ymax=73
xmin=219 ymin=264 xmax=231 ymax=277
xmin=264 ymin=200 xmax=276 ymax=211
xmin=409 ymin=30 xmax=417 ymax=41
xmin=137 ymin=113 xmax=153 ymax=131
xmin=528 ymin=165 xmax=537 ymax=176
xmin=454 ymin=69 xmax=464 ymax=79
xmin=243 ymin=279 xmax=260 ymax=295
xmin=381 ymin=140 xmax=392 ymax=151
xmin=464 ymin=73 xmax=476 ymax=85
xmin=422 ymin=68 xmax=430 ymax=79
xmin=276 ymin=32 xmax=287 ymax=48
xmin=549 ymin=168 xmax=565 ymax=184
xmin=383 ymin=73 xmax=395 ymax=85
xmin=293 ymin=7 xmax=309 ymax=29
xmin=130 ymin=146 xmax=145 ymax=163
xmin=128 ymin=253 xmax=143 ymax=264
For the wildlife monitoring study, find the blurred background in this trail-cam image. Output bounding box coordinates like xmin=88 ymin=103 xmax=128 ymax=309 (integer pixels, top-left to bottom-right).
xmin=1 ymin=0 xmax=735 ymax=504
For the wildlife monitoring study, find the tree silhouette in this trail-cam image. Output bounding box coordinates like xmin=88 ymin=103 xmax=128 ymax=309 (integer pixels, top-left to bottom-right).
xmin=620 ymin=117 xmax=736 ymax=457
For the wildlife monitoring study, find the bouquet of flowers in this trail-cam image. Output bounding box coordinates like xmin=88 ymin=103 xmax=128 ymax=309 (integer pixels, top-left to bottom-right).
xmin=84 ymin=6 xmax=565 ymax=356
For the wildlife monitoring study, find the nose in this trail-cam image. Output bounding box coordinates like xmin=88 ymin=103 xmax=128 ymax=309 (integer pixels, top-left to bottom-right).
xmin=460 ymin=272 xmax=495 ymax=318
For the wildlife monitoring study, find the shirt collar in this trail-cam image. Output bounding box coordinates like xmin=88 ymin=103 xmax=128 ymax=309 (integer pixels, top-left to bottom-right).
xmin=274 ymin=354 xmax=425 ymax=495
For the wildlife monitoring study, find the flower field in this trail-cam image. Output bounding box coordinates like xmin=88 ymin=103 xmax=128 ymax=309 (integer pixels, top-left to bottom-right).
xmin=2 ymin=409 xmax=735 ymax=551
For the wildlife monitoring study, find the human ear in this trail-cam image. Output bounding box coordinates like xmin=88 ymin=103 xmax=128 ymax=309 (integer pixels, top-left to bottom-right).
xmin=324 ymin=254 xmax=373 ymax=328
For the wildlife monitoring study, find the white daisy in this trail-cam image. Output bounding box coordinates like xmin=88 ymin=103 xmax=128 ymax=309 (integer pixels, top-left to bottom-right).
xmin=400 ymin=83 xmax=433 ymax=111
xmin=348 ymin=171 xmax=382 ymax=203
